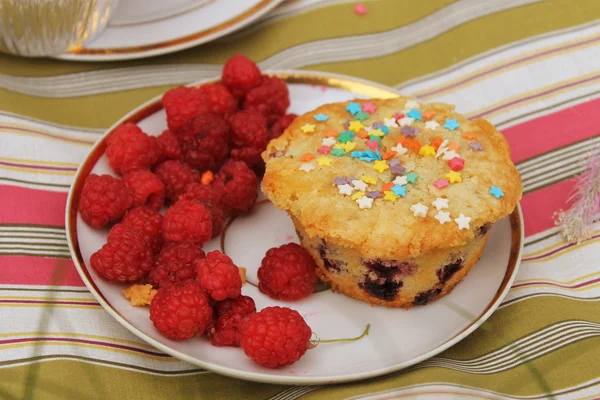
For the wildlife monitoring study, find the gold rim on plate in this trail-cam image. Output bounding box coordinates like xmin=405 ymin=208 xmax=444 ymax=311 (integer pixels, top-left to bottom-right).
xmin=65 ymin=71 xmax=524 ymax=385
xmin=63 ymin=0 xmax=281 ymax=58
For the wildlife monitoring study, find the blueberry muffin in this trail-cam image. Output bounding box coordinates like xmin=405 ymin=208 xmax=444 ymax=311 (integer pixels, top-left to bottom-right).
xmin=261 ymin=97 xmax=522 ymax=308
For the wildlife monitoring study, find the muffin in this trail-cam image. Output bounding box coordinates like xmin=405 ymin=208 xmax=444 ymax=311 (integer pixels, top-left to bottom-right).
xmin=261 ymin=97 xmax=522 ymax=308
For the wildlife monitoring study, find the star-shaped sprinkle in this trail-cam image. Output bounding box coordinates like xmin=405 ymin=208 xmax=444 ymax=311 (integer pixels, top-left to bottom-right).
xmin=325 ymin=129 xmax=338 ymax=137
xmin=299 ymin=163 xmax=315 ymax=172
xmin=338 ymin=131 xmax=355 ymax=143
xmin=448 ymin=157 xmax=465 ymax=171
xmin=352 ymin=179 xmax=368 ymax=192
xmin=362 ymin=102 xmax=377 ymax=114
xmin=445 ymin=171 xmax=462 ymax=183
xmin=367 ymin=191 xmax=383 ymax=199
xmin=419 ymin=145 xmax=436 ymax=157
xmin=355 ymin=112 xmax=370 ymax=121
xmin=436 ymin=140 xmax=449 ymax=158
xmin=357 ymin=196 xmax=374 ymax=209
xmin=301 ymin=123 xmax=315 ymax=133
xmin=391 ymin=184 xmax=406 ymax=197
xmin=463 ymin=132 xmax=477 ymax=140
xmin=391 ymin=143 xmax=408 ymax=156
xmin=404 ymin=100 xmax=420 ymax=110
xmin=367 ymin=140 xmax=380 ymax=150
xmin=442 ymin=150 xmax=460 ymax=161
xmin=425 ymin=120 xmax=440 ymax=130
xmin=407 ymin=108 xmax=422 ymax=121
xmin=373 ymin=160 xmax=389 ymax=173
xmin=393 ymin=175 xmax=408 ymax=186
xmin=362 ymin=176 xmax=377 ymax=184
xmin=454 ymin=213 xmax=471 ymax=230
xmin=370 ymin=129 xmax=385 ymax=138
xmin=338 ymin=184 xmax=354 ymax=196
xmin=432 ymin=197 xmax=449 ymax=211
xmin=399 ymin=117 xmax=414 ymax=127
xmin=348 ymin=121 xmax=364 ymax=132
xmin=351 ymin=191 xmax=366 ymax=201
xmin=317 ymin=145 xmax=332 ymax=154
xmin=448 ymin=142 xmax=460 ymax=151
xmin=343 ymin=142 xmax=357 ymax=152
xmin=433 ymin=179 xmax=449 ymax=189
xmin=380 ymin=126 xmax=390 ymax=135
xmin=383 ymin=191 xmax=398 ymax=203
xmin=406 ymin=172 xmax=419 ymax=184
xmin=346 ymin=102 xmax=362 ymax=115
xmin=300 ymin=153 xmax=315 ymax=162
xmin=401 ymin=126 xmax=419 ymax=137
xmin=390 ymin=165 xmax=406 ymax=175
xmin=333 ymin=177 xmax=348 ymax=185
xmin=314 ymin=113 xmax=329 ymax=121
xmin=317 ymin=157 xmax=332 ymax=166
xmin=410 ymin=203 xmax=428 ymax=217
xmin=469 ymin=141 xmax=484 ymax=151
xmin=322 ymin=137 xmax=337 ymax=146
xmin=422 ymin=110 xmax=437 ymax=120
xmin=384 ymin=117 xmax=398 ymax=128
xmin=490 ymin=185 xmax=504 ymax=199
xmin=331 ymin=148 xmax=346 ymax=157
xmin=444 ymin=118 xmax=460 ymax=131
xmin=354 ymin=3 xmax=368 ymax=15
xmin=435 ymin=211 xmax=451 ymax=224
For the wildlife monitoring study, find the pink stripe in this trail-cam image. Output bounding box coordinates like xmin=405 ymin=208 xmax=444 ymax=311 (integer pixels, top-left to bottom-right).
xmin=512 ymin=276 xmax=600 ymax=289
xmin=420 ymin=35 xmax=600 ymax=98
xmin=0 ymin=160 xmax=77 ymax=172
xmin=471 ymin=74 xmax=600 ymax=119
xmin=504 ymin=97 xmax=600 ymax=163
xmin=0 ymin=186 xmax=67 ymax=226
xmin=523 ymin=233 xmax=600 ymax=262
xmin=0 ymin=256 xmax=84 ymax=286
xmin=520 ymin=179 xmax=575 ymax=237
xmin=0 ymin=125 xmax=95 ymax=145
xmin=0 ymin=337 xmax=168 ymax=357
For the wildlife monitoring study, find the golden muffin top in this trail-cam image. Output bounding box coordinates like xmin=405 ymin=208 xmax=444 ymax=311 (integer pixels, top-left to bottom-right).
xmin=262 ymin=97 xmax=522 ymax=259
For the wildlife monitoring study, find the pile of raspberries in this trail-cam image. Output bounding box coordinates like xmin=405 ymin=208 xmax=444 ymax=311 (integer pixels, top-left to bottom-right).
xmin=78 ymin=55 xmax=319 ymax=368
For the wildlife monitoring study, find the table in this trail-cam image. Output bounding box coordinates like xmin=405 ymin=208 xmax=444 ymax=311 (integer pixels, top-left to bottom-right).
xmin=1 ymin=0 xmax=600 ymax=398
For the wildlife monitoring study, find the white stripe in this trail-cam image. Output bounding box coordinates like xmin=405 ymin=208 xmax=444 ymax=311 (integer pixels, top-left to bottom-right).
xmin=0 ymin=226 xmax=65 ymax=234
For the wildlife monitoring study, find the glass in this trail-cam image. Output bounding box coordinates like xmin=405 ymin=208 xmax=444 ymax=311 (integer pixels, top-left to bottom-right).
xmin=0 ymin=0 xmax=119 ymax=56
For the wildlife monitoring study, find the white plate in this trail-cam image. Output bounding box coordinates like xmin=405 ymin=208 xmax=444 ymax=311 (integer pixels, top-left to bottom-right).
xmin=66 ymin=70 xmax=524 ymax=385
xmin=56 ymin=0 xmax=283 ymax=61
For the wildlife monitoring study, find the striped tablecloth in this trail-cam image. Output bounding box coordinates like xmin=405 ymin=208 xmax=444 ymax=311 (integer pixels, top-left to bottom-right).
xmin=1 ymin=1 xmax=600 ymax=399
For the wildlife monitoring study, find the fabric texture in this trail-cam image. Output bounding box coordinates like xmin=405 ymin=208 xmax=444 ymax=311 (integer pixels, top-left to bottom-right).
xmin=1 ymin=0 xmax=600 ymax=398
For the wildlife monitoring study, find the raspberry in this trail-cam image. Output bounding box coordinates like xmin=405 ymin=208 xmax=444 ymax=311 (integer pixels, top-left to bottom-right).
xmin=106 ymin=123 xmax=159 ymax=175
xmin=241 ymin=306 xmax=312 ymax=368
xmin=79 ymin=174 xmax=133 ymax=229
xmin=229 ymin=147 xmax=264 ymax=173
xmin=214 ymin=295 xmax=256 ymax=317
xmin=221 ymin=54 xmax=262 ymax=99
xmin=177 ymin=114 xmax=231 ymax=171
xmin=162 ymin=86 xmax=211 ymax=132
xmin=154 ymin=160 xmax=200 ymax=202
xmin=258 ymin=243 xmax=318 ymax=301
xmin=149 ymin=281 xmax=213 ymax=340
xmin=178 ymin=182 xmax=224 ymax=207
xmin=243 ymin=76 xmax=290 ymax=121
xmin=198 ymin=83 xmax=238 ymax=116
xmin=122 ymin=206 xmax=163 ymax=253
xmin=162 ymin=199 xmax=212 ymax=244
xmin=178 ymin=182 xmax=227 ymax=237
xmin=270 ymin=114 xmax=297 ymax=139
xmin=147 ymin=242 xmax=205 ymax=288
xmin=156 ymin=130 xmax=182 ymax=162
xmin=217 ymin=160 xmax=258 ymax=213
xmin=90 ymin=223 xmax=154 ymax=282
xmin=206 ymin=296 xmax=256 ymax=347
xmin=229 ymin=110 xmax=268 ymax=149
xmin=123 ymin=170 xmax=165 ymax=211
xmin=196 ymin=250 xmax=242 ymax=301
